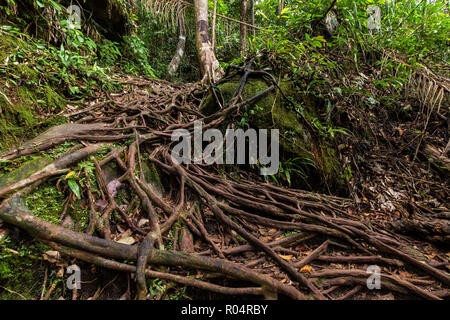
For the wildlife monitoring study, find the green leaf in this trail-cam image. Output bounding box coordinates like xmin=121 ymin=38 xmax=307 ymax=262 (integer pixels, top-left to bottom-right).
xmin=49 ymin=0 xmax=62 ymax=11
xmin=67 ymin=179 xmax=81 ymax=199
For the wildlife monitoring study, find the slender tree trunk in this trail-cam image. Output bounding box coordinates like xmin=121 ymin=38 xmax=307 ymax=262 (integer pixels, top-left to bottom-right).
xmin=167 ymin=12 xmax=186 ymax=76
xmin=277 ymin=0 xmax=285 ymax=25
xmin=250 ymin=0 xmax=255 ymax=38
xmin=194 ymin=0 xmax=223 ymax=83
xmin=240 ymin=0 xmax=248 ymax=57
xmin=212 ymin=0 xmax=217 ymax=50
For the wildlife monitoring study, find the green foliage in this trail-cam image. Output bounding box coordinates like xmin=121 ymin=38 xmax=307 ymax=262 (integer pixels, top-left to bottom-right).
xmin=67 ymin=178 xmax=81 ymax=200
xmin=269 ymin=156 xmax=316 ymax=186
xmin=47 ymin=142 xmax=77 ymax=159
xmin=123 ymin=35 xmax=156 ymax=77
xmin=0 ymin=235 xmax=50 ymax=300
xmin=98 ymin=39 xmax=122 ymax=67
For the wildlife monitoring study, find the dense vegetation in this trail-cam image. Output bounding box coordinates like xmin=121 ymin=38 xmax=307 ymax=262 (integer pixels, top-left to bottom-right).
xmin=0 ymin=0 xmax=448 ymax=301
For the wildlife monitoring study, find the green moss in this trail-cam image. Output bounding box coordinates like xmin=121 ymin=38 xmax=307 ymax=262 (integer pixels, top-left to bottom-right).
xmin=43 ymin=85 xmax=66 ymax=112
xmin=46 ymin=141 xmax=77 ymax=159
xmin=0 ymin=85 xmax=67 ymax=152
xmin=23 ymin=178 xmax=90 ymax=231
xmin=69 ymin=200 xmax=90 ymax=232
xmin=319 ymin=146 xmax=345 ymax=187
xmin=120 ymin=188 xmax=132 ymax=204
xmin=0 ymin=155 xmax=52 ymax=193
xmin=0 ymin=34 xmax=68 ymax=152
xmin=25 ymin=183 xmax=65 ymax=224
xmin=0 ymin=236 xmax=49 ymax=300
xmin=142 ymin=162 xmax=165 ymax=197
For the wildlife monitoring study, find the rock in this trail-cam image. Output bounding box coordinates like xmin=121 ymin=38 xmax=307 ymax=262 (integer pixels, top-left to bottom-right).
xmin=60 ymin=215 xmax=74 ymax=229
xmin=94 ymin=199 xmax=108 ymax=212
xmin=107 ymin=180 xmax=122 ymax=198
xmin=103 ymin=162 xmax=121 ymax=184
xmin=0 ymin=156 xmax=52 ymax=192
xmin=142 ymin=162 xmax=165 ymax=198
xmin=200 ymin=78 xmax=345 ymax=190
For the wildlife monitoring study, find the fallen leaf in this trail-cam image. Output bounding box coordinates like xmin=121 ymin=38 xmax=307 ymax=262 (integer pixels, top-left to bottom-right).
xmin=300 ymin=265 xmax=312 ymax=273
xmin=65 ymin=171 xmax=77 ymax=180
xmin=43 ymin=250 xmax=61 ymax=263
xmin=279 ymin=254 xmax=293 ymax=261
xmin=116 ymin=236 xmax=135 ymax=245
xmin=138 ymin=218 xmax=149 ymax=227
xmin=107 ymin=180 xmax=122 ymax=198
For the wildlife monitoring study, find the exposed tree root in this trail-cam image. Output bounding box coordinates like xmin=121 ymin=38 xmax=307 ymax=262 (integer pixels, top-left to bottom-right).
xmin=0 ymin=73 xmax=448 ymax=300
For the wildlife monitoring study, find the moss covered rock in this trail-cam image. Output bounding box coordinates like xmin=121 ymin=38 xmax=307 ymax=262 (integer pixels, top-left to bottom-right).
xmin=200 ymin=78 xmax=345 ymax=190
xmin=0 ymin=33 xmax=68 ymax=152
xmin=0 ymin=156 xmax=52 ymax=192
xmin=142 ymin=162 xmax=165 ymax=198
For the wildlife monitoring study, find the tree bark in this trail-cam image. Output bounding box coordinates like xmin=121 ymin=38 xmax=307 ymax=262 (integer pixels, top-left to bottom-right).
xmin=250 ymin=0 xmax=256 ymax=37
xmin=240 ymin=0 xmax=248 ymax=57
xmin=277 ymin=0 xmax=285 ymax=25
xmin=167 ymin=12 xmax=186 ymax=76
xmin=193 ymin=0 xmax=224 ymax=83
xmin=212 ymin=0 xmax=217 ymax=50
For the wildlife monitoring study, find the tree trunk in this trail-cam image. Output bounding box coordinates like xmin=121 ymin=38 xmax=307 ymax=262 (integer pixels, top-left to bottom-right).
xmin=194 ymin=0 xmax=223 ymax=83
xmin=212 ymin=0 xmax=217 ymax=50
xmin=167 ymin=12 xmax=186 ymax=76
xmin=240 ymin=0 xmax=248 ymax=57
xmin=250 ymin=0 xmax=256 ymax=38
xmin=277 ymin=0 xmax=285 ymax=25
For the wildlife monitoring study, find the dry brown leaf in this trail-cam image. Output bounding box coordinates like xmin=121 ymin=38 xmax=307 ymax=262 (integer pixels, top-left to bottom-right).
xmin=279 ymin=254 xmax=293 ymax=261
xmin=116 ymin=236 xmax=136 ymax=245
xmin=300 ymin=265 xmax=312 ymax=273
xmin=43 ymin=250 xmax=61 ymax=264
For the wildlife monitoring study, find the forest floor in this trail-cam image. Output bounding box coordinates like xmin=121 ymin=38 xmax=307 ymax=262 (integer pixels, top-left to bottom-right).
xmin=0 ymin=69 xmax=449 ymax=300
